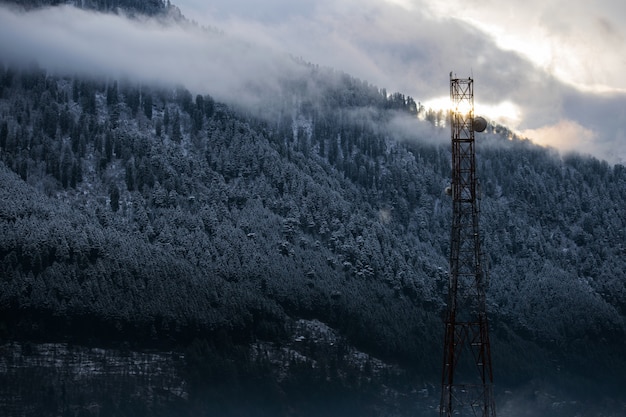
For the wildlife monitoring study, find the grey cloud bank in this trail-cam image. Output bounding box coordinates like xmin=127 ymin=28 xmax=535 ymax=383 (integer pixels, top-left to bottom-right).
xmin=0 ymin=4 xmax=305 ymax=106
xmin=1 ymin=1 xmax=625 ymax=163
xmin=177 ymin=0 xmax=626 ymax=164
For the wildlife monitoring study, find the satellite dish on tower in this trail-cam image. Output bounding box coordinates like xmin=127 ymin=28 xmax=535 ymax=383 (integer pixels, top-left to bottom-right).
xmin=473 ymin=116 xmax=487 ymax=133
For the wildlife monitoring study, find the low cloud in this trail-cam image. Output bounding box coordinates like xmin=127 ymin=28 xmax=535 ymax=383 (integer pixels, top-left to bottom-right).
xmin=388 ymin=112 xmax=448 ymax=145
xmin=175 ymin=0 xmax=626 ymax=164
xmin=1 ymin=2 xmax=625 ymax=164
xmin=0 ymin=4 xmax=305 ymax=106
xmin=521 ymin=120 xmax=597 ymax=157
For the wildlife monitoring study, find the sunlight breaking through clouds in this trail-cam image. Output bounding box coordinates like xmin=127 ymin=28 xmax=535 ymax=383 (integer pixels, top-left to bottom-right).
xmin=421 ymin=96 xmax=523 ymax=131
xmin=521 ymin=120 xmax=598 ymax=156
xmin=422 ymin=0 xmax=626 ymax=94
xmin=1 ymin=0 xmax=625 ymax=163
xmin=174 ymin=0 xmax=626 ymax=163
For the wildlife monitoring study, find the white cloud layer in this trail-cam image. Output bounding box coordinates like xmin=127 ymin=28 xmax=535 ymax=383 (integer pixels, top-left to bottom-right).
xmin=175 ymin=0 xmax=626 ymax=163
xmin=0 ymin=4 xmax=305 ymax=106
xmin=1 ymin=1 xmax=625 ymax=163
xmin=426 ymin=0 xmax=626 ymax=94
xmin=521 ymin=120 xmax=598 ymax=156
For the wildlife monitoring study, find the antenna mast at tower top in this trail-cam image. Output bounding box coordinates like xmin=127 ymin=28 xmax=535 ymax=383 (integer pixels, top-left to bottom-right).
xmin=439 ymin=74 xmax=495 ymax=417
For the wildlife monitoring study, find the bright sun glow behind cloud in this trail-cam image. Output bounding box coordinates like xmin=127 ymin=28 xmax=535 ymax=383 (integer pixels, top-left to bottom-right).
xmin=422 ymin=96 xmax=522 ymax=129
xmin=521 ymin=120 xmax=597 ymax=155
xmin=423 ymin=0 xmax=626 ymax=94
xmin=2 ymin=0 xmax=623 ymax=163
xmin=175 ymin=0 xmax=626 ymax=163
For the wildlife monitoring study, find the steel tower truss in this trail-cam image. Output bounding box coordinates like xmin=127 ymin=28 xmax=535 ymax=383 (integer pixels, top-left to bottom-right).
xmin=440 ymin=76 xmax=495 ymax=417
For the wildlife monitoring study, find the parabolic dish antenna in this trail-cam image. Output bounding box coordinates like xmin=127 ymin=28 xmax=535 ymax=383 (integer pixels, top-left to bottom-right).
xmin=473 ymin=116 xmax=487 ymax=133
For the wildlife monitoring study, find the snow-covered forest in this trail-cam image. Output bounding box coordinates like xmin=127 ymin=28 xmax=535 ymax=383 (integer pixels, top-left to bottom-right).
xmin=0 ymin=1 xmax=625 ymax=416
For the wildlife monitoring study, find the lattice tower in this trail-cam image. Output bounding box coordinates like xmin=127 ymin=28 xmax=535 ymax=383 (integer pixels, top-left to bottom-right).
xmin=439 ymin=75 xmax=495 ymax=417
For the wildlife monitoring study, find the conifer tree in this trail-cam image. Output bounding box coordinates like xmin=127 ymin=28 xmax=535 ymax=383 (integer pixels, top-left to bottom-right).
xmin=109 ymin=183 xmax=120 ymax=212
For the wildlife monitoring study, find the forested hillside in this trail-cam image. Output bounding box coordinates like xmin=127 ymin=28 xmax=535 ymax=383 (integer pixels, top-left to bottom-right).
xmin=1 ymin=0 xmax=169 ymax=16
xmin=0 ymin=7 xmax=625 ymax=415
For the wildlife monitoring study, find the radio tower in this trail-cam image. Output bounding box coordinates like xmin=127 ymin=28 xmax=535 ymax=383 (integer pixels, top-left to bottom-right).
xmin=440 ymin=74 xmax=495 ymax=417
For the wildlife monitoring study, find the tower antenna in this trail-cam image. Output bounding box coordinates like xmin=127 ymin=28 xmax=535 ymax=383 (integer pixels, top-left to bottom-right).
xmin=439 ymin=74 xmax=495 ymax=417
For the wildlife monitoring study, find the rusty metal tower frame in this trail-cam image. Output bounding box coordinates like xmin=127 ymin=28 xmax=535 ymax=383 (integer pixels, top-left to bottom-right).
xmin=440 ymin=75 xmax=495 ymax=417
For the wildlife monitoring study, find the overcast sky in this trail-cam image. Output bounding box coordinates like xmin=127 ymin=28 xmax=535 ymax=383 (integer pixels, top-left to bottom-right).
xmin=174 ymin=0 xmax=626 ymax=164
xmin=1 ymin=0 xmax=624 ymax=163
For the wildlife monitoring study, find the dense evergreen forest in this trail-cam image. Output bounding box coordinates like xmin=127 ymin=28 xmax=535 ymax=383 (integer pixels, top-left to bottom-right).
xmin=0 ymin=2 xmax=625 ymax=416
xmin=0 ymin=0 xmax=169 ymax=16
